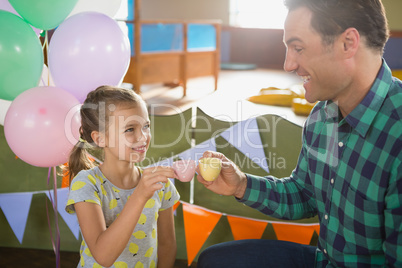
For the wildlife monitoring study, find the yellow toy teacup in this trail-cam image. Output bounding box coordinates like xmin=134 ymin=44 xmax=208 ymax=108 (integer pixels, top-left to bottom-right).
xmin=199 ymin=158 xmax=222 ymax=181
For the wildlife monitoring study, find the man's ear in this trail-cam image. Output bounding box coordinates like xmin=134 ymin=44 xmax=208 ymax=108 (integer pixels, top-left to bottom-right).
xmin=342 ymin=27 xmax=360 ymax=58
xmin=91 ymin=131 xmax=106 ymax=148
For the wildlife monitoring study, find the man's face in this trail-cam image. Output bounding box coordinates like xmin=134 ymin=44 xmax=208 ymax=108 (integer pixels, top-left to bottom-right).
xmin=283 ymin=7 xmax=351 ymax=103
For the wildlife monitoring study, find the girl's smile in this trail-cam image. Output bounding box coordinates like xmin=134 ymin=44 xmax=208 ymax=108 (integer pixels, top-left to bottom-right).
xmin=104 ymin=102 xmax=151 ymax=163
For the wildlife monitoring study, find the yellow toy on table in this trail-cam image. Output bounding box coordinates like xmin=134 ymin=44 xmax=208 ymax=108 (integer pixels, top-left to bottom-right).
xmin=392 ymin=70 xmax=402 ymax=81
xmin=247 ymin=87 xmax=298 ymax=107
xmin=292 ymin=98 xmax=317 ymax=116
xmin=247 ymin=85 xmax=317 ymax=116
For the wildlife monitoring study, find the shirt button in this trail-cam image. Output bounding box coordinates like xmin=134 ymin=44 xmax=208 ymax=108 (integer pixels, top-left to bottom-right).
xmin=325 ymin=214 xmax=328 ymax=220
xmin=331 ymin=178 xmax=334 ymax=184
xmin=338 ymin=141 xmax=344 ymax=147
xmin=324 ymin=249 xmax=327 ymax=254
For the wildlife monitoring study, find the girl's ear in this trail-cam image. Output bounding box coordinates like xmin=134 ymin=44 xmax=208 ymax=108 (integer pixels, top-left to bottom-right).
xmin=91 ymin=131 xmax=106 ymax=148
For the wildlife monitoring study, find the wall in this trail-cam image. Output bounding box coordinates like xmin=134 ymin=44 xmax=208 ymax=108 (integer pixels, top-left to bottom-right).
xmin=141 ymin=0 xmax=230 ymax=24
xmin=140 ymin=0 xmax=402 ymax=69
xmin=222 ymin=27 xmax=286 ymax=69
xmin=141 ymin=0 xmax=402 ymax=30
xmin=383 ymin=0 xmax=402 ymax=31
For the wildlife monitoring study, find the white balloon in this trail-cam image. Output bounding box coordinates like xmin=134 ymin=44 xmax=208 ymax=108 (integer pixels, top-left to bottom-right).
xmin=68 ymin=0 xmax=122 ymax=18
xmin=0 ymin=99 xmax=12 ymax=126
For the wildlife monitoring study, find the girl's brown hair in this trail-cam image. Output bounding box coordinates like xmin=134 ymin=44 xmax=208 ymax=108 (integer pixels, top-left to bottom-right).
xmin=66 ymin=85 xmax=144 ymax=183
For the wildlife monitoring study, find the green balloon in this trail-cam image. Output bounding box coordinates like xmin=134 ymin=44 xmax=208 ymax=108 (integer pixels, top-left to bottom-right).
xmin=0 ymin=10 xmax=43 ymax=101
xmin=9 ymin=0 xmax=79 ymax=30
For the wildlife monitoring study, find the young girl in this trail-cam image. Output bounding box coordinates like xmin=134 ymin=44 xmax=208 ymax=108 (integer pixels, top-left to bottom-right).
xmin=65 ymin=85 xmax=180 ymax=268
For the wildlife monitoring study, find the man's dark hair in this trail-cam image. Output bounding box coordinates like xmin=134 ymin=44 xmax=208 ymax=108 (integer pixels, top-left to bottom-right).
xmin=283 ymin=0 xmax=389 ymax=53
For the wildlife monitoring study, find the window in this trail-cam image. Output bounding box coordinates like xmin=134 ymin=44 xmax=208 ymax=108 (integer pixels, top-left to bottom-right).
xmin=230 ymin=0 xmax=288 ymax=29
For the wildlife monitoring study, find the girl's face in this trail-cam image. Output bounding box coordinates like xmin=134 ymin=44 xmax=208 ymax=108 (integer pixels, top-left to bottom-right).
xmin=104 ymin=102 xmax=151 ymax=164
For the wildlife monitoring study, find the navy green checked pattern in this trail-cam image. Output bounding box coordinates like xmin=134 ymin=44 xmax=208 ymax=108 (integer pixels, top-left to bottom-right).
xmin=240 ymin=60 xmax=402 ymax=267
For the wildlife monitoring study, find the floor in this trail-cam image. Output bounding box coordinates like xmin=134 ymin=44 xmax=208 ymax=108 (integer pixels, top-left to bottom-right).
xmin=0 ymin=68 xmax=304 ymax=268
xmin=136 ymin=68 xmax=306 ymax=126
xmin=0 ymin=247 xmax=196 ymax=268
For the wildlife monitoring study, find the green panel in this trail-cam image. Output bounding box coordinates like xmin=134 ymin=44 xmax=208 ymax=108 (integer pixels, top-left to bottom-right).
xmin=194 ymin=109 xmax=303 ymax=177
xmin=174 ymin=205 xmax=187 ymax=260
xmin=183 ymin=109 xmax=314 ymax=222
xmin=257 ymin=114 xmax=303 ymax=178
xmin=194 ymin=107 xmax=234 ymax=145
xmin=0 ymin=125 xmax=55 ymax=193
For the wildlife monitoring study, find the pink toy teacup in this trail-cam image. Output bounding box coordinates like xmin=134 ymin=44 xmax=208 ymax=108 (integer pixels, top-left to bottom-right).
xmin=172 ymin=160 xmax=197 ymax=182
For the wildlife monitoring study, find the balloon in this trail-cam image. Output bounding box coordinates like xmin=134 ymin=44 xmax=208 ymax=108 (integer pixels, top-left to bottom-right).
xmin=68 ymin=0 xmax=122 ymax=19
xmin=4 ymin=86 xmax=81 ymax=167
xmin=9 ymin=0 xmax=79 ymax=30
xmin=0 ymin=10 xmax=43 ymax=101
xmin=0 ymin=0 xmax=15 ymax=13
xmin=0 ymin=0 xmax=41 ymax=35
xmin=48 ymin=12 xmax=131 ymax=103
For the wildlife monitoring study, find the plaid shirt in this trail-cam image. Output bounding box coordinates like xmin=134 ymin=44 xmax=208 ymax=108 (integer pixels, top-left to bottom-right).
xmin=240 ymin=60 xmax=402 ymax=267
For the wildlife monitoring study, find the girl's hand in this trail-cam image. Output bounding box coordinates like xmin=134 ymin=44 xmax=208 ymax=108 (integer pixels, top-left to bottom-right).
xmin=135 ymin=166 xmax=176 ymax=202
xmin=196 ymin=151 xmax=247 ymax=199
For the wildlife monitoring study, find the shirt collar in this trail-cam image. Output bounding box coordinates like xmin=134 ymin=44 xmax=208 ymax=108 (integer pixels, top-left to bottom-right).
xmin=324 ymin=59 xmax=392 ymax=137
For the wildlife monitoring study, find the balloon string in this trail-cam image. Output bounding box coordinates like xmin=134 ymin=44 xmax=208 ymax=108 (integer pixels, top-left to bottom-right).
xmin=46 ymin=166 xmax=61 ymax=268
xmin=45 ymin=168 xmax=56 ymax=257
xmin=53 ymin=166 xmax=61 ymax=268
xmin=45 ymin=30 xmax=50 ymax=86
xmin=40 ymin=30 xmax=50 ymax=86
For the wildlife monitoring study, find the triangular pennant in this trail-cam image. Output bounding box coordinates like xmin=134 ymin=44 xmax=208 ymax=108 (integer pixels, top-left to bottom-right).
xmin=227 ymin=215 xmax=268 ymax=240
xmin=271 ymin=222 xmax=317 ymax=245
xmin=182 ymin=202 xmax=222 ymax=266
xmin=178 ymin=138 xmax=217 ymax=162
xmin=173 ymin=201 xmax=181 ymax=212
xmin=313 ymin=224 xmax=320 ymax=236
xmin=0 ymin=192 xmax=33 ymax=243
xmin=61 ymin=162 xmax=70 ymax=188
xmin=46 ymin=188 xmax=80 ymax=240
xmin=220 ymin=118 xmax=269 ymax=173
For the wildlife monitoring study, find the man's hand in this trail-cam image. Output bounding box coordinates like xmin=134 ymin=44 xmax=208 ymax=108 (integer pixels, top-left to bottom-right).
xmin=196 ymin=151 xmax=247 ymax=199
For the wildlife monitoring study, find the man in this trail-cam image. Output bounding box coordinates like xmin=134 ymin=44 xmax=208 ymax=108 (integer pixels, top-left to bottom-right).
xmin=196 ymin=0 xmax=402 ymax=267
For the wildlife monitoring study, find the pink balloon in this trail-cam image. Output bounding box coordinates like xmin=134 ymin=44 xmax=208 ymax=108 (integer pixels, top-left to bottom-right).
xmin=48 ymin=12 xmax=131 ymax=103
xmin=4 ymin=86 xmax=81 ymax=167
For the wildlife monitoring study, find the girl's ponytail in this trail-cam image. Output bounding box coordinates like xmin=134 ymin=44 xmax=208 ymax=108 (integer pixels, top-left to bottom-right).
xmin=66 ymin=140 xmax=96 ymax=184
